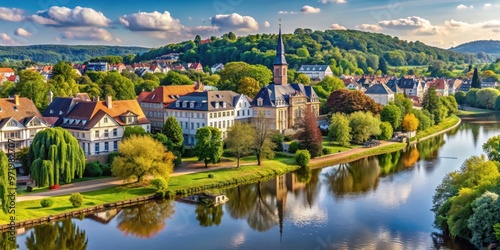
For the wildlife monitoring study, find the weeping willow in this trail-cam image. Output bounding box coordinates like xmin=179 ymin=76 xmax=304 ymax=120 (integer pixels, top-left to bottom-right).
xmin=0 ymin=151 xmax=9 ymax=213
xmin=29 ymin=128 xmax=85 ymax=188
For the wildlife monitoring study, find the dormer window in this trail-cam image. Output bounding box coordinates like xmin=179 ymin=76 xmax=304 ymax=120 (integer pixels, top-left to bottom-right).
xmin=222 ymin=102 xmax=226 ymax=108
xmin=176 ymin=101 xmax=180 ymax=107
xmin=49 ymin=110 xmax=53 ymax=114
xmin=257 ymin=98 xmax=263 ymax=107
xmin=63 ymin=118 xmax=69 ymax=124
xmin=190 ymin=101 xmax=195 ymax=108
xmin=182 ymin=101 xmax=188 ymax=108
xmin=215 ymin=102 xmax=219 ymax=108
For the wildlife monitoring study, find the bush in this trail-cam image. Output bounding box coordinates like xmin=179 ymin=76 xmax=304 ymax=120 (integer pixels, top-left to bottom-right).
xmin=289 ymin=141 xmax=299 ymax=153
xmin=322 ymin=147 xmax=334 ymax=155
xmin=166 ymin=190 xmax=176 ymax=199
xmin=150 ymin=177 xmax=169 ymax=191
xmin=379 ymin=122 xmax=393 ymax=140
xmin=272 ymin=133 xmax=285 ymax=152
xmin=107 ymin=152 xmax=120 ymax=164
xmin=295 ymin=150 xmax=311 ymax=168
xmin=100 ymin=164 xmax=112 ymax=176
xmin=173 ymin=150 xmax=182 ymax=167
xmin=182 ymin=147 xmax=195 ymax=157
xmin=26 ymin=186 xmax=33 ymax=192
xmin=84 ymin=161 xmax=102 ymax=177
xmin=69 ymin=193 xmax=83 ymax=208
xmin=208 ymin=174 xmax=214 ymax=178
xmin=155 ymin=190 xmax=166 ymax=199
xmin=284 ymin=135 xmax=295 ymax=142
xmin=40 ymin=198 xmax=54 ymax=208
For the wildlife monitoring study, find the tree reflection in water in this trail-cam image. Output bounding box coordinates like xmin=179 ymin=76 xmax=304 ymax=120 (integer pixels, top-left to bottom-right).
xmin=116 ymin=199 xmax=174 ymax=239
xmin=195 ymin=204 xmax=223 ymax=227
xmin=25 ymin=219 xmax=88 ymax=250
xmin=0 ymin=232 xmax=18 ymax=250
xmin=326 ymin=157 xmax=381 ymax=197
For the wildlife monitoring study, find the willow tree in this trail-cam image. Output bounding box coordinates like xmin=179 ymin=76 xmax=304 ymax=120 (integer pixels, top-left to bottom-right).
xmin=29 ymin=128 xmax=85 ymax=188
xmin=0 ymin=151 xmax=9 ymax=213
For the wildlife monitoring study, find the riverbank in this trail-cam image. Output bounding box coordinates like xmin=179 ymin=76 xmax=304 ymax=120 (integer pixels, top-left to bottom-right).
xmin=0 ymin=113 xmax=463 ymax=226
xmin=410 ymin=115 xmax=461 ymax=143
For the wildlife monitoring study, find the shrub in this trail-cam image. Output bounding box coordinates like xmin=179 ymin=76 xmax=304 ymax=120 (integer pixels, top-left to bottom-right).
xmin=284 ymin=135 xmax=295 ymax=142
xmin=69 ymin=193 xmax=83 ymax=208
xmin=40 ymin=198 xmax=54 ymax=208
xmin=322 ymin=147 xmax=334 ymax=155
xmin=272 ymin=133 xmax=285 ymax=152
xmin=26 ymin=186 xmax=33 ymax=192
xmin=208 ymin=174 xmax=214 ymax=178
xmin=166 ymin=190 xmax=176 ymax=199
xmin=155 ymin=190 xmax=166 ymax=199
xmin=173 ymin=150 xmax=182 ymax=167
xmin=150 ymin=177 xmax=169 ymax=191
xmin=100 ymin=164 xmax=112 ymax=176
xmin=289 ymin=141 xmax=299 ymax=153
xmin=84 ymin=161 xmax=102 ymax=177
xmin=295 ymin=150 xmax=311 ymax=168
xmin=107 ymin=152 xmax=120 ymax=164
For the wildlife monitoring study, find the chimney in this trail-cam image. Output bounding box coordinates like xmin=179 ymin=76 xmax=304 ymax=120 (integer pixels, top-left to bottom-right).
xmin=47 ymin=90 xmax=53 ymax=105
xmin=106 ymin=96 xmax=112 ymax=109
xmin=93 ymin=96 xmax=100 ymax=102
xmin=14 ymin=95 xmax=19 ymax=106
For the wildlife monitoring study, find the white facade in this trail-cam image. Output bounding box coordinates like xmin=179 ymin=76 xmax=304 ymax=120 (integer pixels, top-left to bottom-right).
xmin=365 ymin=93 xmax=395 ymax=106
xmin=0 ymin=117 xmax=48 ymax=152
xmin=297 ymin=65 xmax=333 ymax=80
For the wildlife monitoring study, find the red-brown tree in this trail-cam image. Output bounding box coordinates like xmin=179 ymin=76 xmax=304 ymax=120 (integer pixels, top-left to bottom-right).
xmin=297 ymin=108 xmax=323 ymax=157
xmin=326 ymin=89 xmax=382 ymax=115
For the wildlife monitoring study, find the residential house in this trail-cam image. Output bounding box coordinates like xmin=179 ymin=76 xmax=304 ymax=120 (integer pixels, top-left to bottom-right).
xmin=165 ymin=91 xmax=252 ymax=145
xmin=251 ymin=26 xmax=320 ymax=133
xmin=364 ymin=83 xmax=394 ymax=105
xmin=448 ymin=79 xmax=463 ymax=96
xmin=211 ymin=63 xmax=224 ymax=74
xmin=156 ymin=53 xmax=179 ymax=64
xmin=0 ymin=95 xmax=50 ymax=152
xmin=184 ymin=62 xmax=203 ymax=72
xmin=429 ymin=78 xmax=449 ymax=97
xmin=481 ymin=77 xmax=499 ymax=88
xmin=85 ymin=62 xmax=109 ymax=72
xmin=297 ymin=65 xmax=333 ymax=81
xmin=43 ymin=95 xmax=150 ymax=161
xmin=458 ymin=80 xmax=471 ymax=92
xmin=110 ymin=63 xmax=127 ymax=73
xmin=398 ymin=77 xmax=424 ymax=99
xmin=386 ymin=78 xmax=403 ymax=94
xmin=139 ymin=83 xmax=204 ymax=132
xmin=0 ymin=68 xmax=15 ymax=77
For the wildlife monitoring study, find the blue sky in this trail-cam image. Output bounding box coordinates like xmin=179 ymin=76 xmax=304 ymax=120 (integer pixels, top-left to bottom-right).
xmin=0 ymin=0 xmax=497 ymax=48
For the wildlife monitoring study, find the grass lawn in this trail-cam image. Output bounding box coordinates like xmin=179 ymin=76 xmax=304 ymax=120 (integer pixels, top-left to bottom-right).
xmin=0 ymin=185 xmax=155 ymax=224
xmin=411 ymin=115 xmax=460 ymax=142
xmin=456 ymin=109 xmax=498 ymax=115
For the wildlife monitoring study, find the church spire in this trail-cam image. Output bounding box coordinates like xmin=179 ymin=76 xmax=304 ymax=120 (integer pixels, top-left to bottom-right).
xmin=274 ymin=19 xmax=287 ymax=66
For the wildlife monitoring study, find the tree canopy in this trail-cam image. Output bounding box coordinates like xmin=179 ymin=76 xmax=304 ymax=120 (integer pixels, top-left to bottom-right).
xmin=327 ymin=89 xmax=382 ymax=115
xmin=225 ymin=123 xmax=255 ymax=168
xmin=194 ymin=127 xmax=224 ymax=168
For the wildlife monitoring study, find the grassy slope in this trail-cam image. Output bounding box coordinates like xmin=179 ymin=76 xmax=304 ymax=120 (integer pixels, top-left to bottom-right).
xmin=411 ymin=115 xmax=460 ymax=142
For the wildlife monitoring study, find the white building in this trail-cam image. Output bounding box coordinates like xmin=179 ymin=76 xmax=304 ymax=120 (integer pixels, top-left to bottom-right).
xmin=297 ymin=65 xmax=333 ymax=80
xmin=0 ymin=95 xmax=50 ymax=152
xmin=43 ymin=95 xmax=150 ymax=161
xmin=211 ymin=63 xmax=224 ymax=74
xmin=364 ymin=83 xmax=394 ymax=105
xmin=165 ymin=91 xmax=252 ymax=146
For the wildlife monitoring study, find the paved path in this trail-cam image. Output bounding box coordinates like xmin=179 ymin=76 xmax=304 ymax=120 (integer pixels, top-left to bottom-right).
xmin=16 ymin=141 xmax=399 ymax=202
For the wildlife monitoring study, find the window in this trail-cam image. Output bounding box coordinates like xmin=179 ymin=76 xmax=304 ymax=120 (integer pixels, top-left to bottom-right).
xmin=197 ymin=123 xmax=200 ymax=129
xmin=191 ymin=122 xmax=194 ymax=130
xmin=113 ymin=128 xmax=117 ymax=137
xmin=231 ymin=111 xmax=234 ymax=116
xmin=267 ymin=110 xmax=271 ymax=116
xmin=82 ymin=133 xmax=85 ymax=139
xmin=76 ymin=132 xmax=80 ymax=138
xmin=257 ymin=98 xmax=263 ymax=106
xmin=223 ymin=121 xmax=226 ymax=128
xmin=95 ymin=130 xmax=99 ymax=138
xmin=185 ymin=122 xmax=189 ymax=129
xmin=104 ymin=117 xmax=108 ymax=123
xmin=218 ymin=121 xmax=221 ymax=128
xmin=237 ymin=111 xmax=240 ymax=116
xmin=202 ymin=123 xmax=205 ymax=127
xmin=114 ymin=141 xmax=118 ymax=151
xmin=210 ymin=122 xmax=213 ymax=127
xmin=247 ymin=110 xmax=250 ymax=116
xmin=210 ymin=113 xmax=213 ymax=118
xmin=197 ymin=113 xmax=200 ymax=118
xmin=104 ymin=129 xmax=109 ymax=137
xmin=95 ymin=143 xmax=100 ymax=154
xmin=104 ymin=142 xmax=109 ymax=152
xmin=185 ymin=112 xmax=188 ymax=117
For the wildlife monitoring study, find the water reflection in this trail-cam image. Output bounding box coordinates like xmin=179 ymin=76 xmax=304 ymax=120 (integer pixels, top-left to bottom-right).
xmin=195 ymin=204 xmax=223 ymax=227
xmin=25 ymin=219 xmax=88 ymax=250
xmin=116 ymin=199 xmax=174 ymax=239
xmin=0 ymin=231 xmax=18 ymax=250
xmin=325 ymin=157 xmax=381 ymax=197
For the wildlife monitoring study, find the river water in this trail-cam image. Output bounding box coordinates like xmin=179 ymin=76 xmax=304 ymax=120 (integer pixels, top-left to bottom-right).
xmin=6 ymin=114 xmax=500 ymax=250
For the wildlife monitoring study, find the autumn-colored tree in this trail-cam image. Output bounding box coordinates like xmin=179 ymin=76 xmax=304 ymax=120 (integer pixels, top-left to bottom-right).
xmin=327 ymin=89 xmax=382 ymax=115
xmin=0 ymin=151 xmax=10 ymax=213
xmin=225 ymin=123 xmax=255 ymax=168
xmin=117 ymin=200 xmax=174 ymax=238
xmin=29 ymin=128 xmax=85 ymax=188
xmin=194 ymin=127 xmax=224 ymax=168
xmin=112 ymin=135 xmax=174 ymax=183
xmin=237 ymin=77 xmax=260 ymax=98
xmin=297 ymin=108 xmax=323 ymax=157
xmin=402 ymin=113 xmax=419 ymax=132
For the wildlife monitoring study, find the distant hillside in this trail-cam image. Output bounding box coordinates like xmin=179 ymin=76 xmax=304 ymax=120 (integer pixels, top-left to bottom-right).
xmin=449 ymin=40 xmax=500 ymax=60
xmin=0 ymin=45 xmax=150 ymax=64
xmin=135 ymin=29 xmax=476 ymax=72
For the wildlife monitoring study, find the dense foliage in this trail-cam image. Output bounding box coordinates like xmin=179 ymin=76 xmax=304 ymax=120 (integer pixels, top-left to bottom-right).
xmin=0 ymin=152 xmax=9 ymax=213
xmin=296 ymin=108 xmax=323 ymax=157
xmin=225 ymin=122 xmax=255 ymax=168
xmin=194 ymin=127 xmax=224 ymax=168
xmin=326 ymin=89 xmax=382 ymax=115
xmin=295 ymin=150 xmax=311 ymax=168
xmin=328 ymin=113 xmax=351 ymax=146
xmin=69 ymin=193 xmax=83 ymax=208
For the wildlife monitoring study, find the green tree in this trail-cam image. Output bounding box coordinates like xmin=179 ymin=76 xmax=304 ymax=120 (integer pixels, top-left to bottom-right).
xmin=295 ymin=74 xmax=311 ymax=85
xmin=162 ymin=116 xmax=184 ymax=148
xmin=253 ymin=111 xmax=276 ymax=165
xmin=225 ymin=123 xmax=255 ymax=168
xmin=237 ymin=77 xmax=260 ymax=98
xmin=0 ymin=81 xmax=15 ymax=98
xmin=16 ymin=70 xmax=49 ymax=110
xmin=482 ymin=135 xmax=500 ymax=162
xmin=328 ymin=113 xmax=351 ymax=147
xmin=100 ymin=72 xmax=136 ymax=100
xmin=318 ymin=76 xmax=345 ymax=92
xmin=471 ymin=68 xmax=482 ymax=89
xmin=466 ymin=88 xmax=479 ymax=107
xmin=112 ymin=135 xmax=175 ymax=183
xmin=295 ymin=150 xmax=311 ymax=168
xmin=454 ymin=91 xmax=466 ymax=105
xmin=29 ymin=128 xmax=85 ymax=188
xmin=394 ymin=93 xmax=413 ymax=115
xmin=49 ymin=61 xmax=79 ymax=97
xmin=467 ymin=191 xmax=500 ymax=249
xmin=297 ymin=108 xmax=323 ymax=157
xmin=163 ymin=71 xmax=193 ymax=86
xmin=410 ymin=108 xmax=432 ymax=131
xmin=194 ymin=127 xmax=223 ymax=168
xmin=349 ymin=111 xmax=381 ymax=143
xmin=379 ymin=57 xmax=388 ymax=74
xmin=422 ymin=86 xmax=443 ymax=124
xmin=380 ymin=104 xmax=402 ymax=131
xmin=123 ymin=126 xmax=147 ymax=140
xmin=0 ymin=151 xmax=10 ymax=213
xmin=379 ymin=122 xmax=393 ymax=140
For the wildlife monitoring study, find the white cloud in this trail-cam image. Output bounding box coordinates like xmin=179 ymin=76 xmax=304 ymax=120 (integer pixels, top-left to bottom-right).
xmin=330 ymin=23 xmax=346 ymax=30
xmin=320 ymin=0 xmax=346 ymax=3
xmin=485 ymin=3 xmax=492 ymax=8
xmin=356 ymin=24 xmax=383 ymax=32
xmin=0 ymin=7 xmax=24 ymax=22
xmin=456 ymin=4 xmax=468 ymax=9
xmin=30 ymin=6 xmax=110 ymax=27
xmin=61 ymin=27 xmax=112 ymax=41
xmin=14 ymin=28 xmax=32 ymax=37
xmin=0 ymin=33 xmax=16 ymax=45
xmin=119 ymin=11 xmax=183 ymax=32
xmin=211 ymin=13 xmax=259 ymax=32
xmin=278 ymin=11 xmax=298 ymax=14
xmin=378 ymin=16 xmax=442 ymax=35
xmin=301 ymin=5 xmax=321 ymax=14
xmin=264 ymin=21 xmax=270 ymax=28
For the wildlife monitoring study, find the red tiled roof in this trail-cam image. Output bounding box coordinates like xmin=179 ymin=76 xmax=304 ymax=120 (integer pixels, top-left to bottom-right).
xmin=141 ymin=86 xmax=198 ymax=105
xmin=6 ymin=75 xmax=16 ymax=81
xmin=0 ymin=97 xmax=45 ymax=122
xmin=0 ymin=68 xmax=14 ymax=73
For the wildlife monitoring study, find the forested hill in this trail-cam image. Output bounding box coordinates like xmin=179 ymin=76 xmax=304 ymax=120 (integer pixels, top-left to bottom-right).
xmin=450 ymin=40 xmax=500 ymax=59
xmin=0 ymin=45 xmax=150 ymax=64
xmin=135 ymin=29 xmax=476 ymax=74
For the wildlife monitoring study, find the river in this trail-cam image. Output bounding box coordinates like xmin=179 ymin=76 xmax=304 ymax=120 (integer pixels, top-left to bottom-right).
xmin=5 ymin=114 xmax=500 ymax=250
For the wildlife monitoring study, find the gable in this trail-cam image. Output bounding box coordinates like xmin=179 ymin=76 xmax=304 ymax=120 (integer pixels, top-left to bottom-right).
xmin=0 ymin=118 xmax=24 ymax=130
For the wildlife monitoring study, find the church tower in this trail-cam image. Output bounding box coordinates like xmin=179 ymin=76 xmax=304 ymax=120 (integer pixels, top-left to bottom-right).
xmin=273 ymin=21 xmax=288 ymax=85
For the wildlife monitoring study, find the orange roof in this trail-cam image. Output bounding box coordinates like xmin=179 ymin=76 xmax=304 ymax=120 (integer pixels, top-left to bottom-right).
xmin=136 ymin=91 xmax=151 ymax=102
xmin=0 ymin=68 xmax=14 ymax=73
xmin=0 ymin=97 xmax=45 ymax=123
xmin=141 ymin=85 xmax=198 ymax=105
xmin=430 ymin=79 xmax=447 ymax=89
